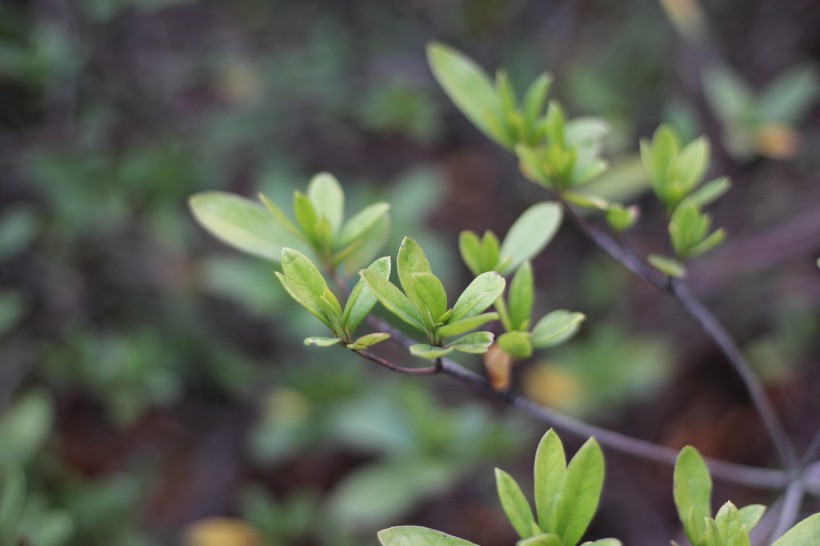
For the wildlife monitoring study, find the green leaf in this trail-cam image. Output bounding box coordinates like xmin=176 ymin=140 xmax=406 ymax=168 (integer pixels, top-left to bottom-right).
xmin=531 ymin=311 xmax=585 ymax=349
xmin=0 ymin=390 xmax=54 ymax=465
xmin=580 ymin=540 xmax=622 ymax=546
xmin=648 ymin=254 xmax=687 ymax=279
xmin=495 ymin=468 xmax=536 ymax=539
xmin=669 ymin=200 xmax=708 ymax=256
xmin=497 ymin=331 xmax=533 ymax=360
xmin=518 ymin=534 xmax=563 ymax=546
xmin=307 ymin=172 xmax=345 ymax=234
xmin=445 ymin=331 xmax=494 ymax=354
xmin=605 ymin=205 xmax=639 ymax=233
xmin=480 ymin=231 xmax=501 ymax=272
xmin=278 ymin=248 xmax=338 ymax=330
xmin=565 ymin=118 xmax=609 ymax=146
xmin=688 ymin=177 xmax=730 ymax=208
xmin=437 ymin=312 xmax=499 ymax=339
xmin=669 ymin=137 xmax=710 ymax=199
xmin=499 ymin=202 xmax=563 ymax=274
xmin=304 ymin=337 xmax=342 ymax=347
xmin=412 ymin=272 xmax=448 ymax=322
xmin=346 ymin=332 xmax=391 ymax=350
xmin=189 ymin=192 xmax=284 ymax=261
xmin=563 ymin=191 xmax=609 ymax=211
xmin=496 ymin=70 xmax=518 ymax=114
xmin=451 ymin=272 xmax=506 ymax=322
xmin=343 ymin=256 xmax=391 ymax=333
xmin=338 ymin=202 xmax=391 ymax=247
xmin=757 ymin=64 xmax=820 ymax=125
xmin=427 ymin=42 xmax=505 ymax=147
xmin=771 ymin=513 xmax=820 ymax=546
xmin=523 ymin=74 xmax=552 ymax=128
xmin=686 ymin=228 xmax=726 ymax=259
xmin=713 ymin=502 xmax=750 ymax=546
xmin=378 ymin=526 xmax=479 ymax=546
xmin=258 ymin=193 xmax=304 ymax=241
xmin=508 ymin=261 xmax=534 ymax=330
xmin=0 ymin=466 xmax=26 ymax=545
xmin=553 ymin=438 xmax=605 ymax=546
xmin=534 ymin=429 xmax=567 ymax=531
xmin=737 ymin=505 xmax=765 ymax=532
xmin=673 ymin=446 xmax=712 ymax=546
xmin=459 ymin=231 xmax=484 ymax=276
xmin=516 ymin=144 xmax=552 ymax=187
xmin=360 ymin=268 xmax=427 ymax=333
xmin=398 ymin=237 xmax=435 ymax=320
xmin=409 ymin=344 xmax=454 ymax=360
xmin=293 ymin=191 xmax=319 ymax=242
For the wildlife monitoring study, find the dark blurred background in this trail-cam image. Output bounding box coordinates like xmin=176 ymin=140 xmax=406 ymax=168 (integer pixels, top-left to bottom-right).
xmin=1 ymin=0 xmax=819 ymax=544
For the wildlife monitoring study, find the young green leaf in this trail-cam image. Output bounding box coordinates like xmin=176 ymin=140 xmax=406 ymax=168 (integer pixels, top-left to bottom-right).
xmin=318 ymin=287 xmax=344 ymax=334
xmin=307 ymin=172 xmax=345 ymax=234
xmin=495 ymin=468 xmax=537 ymax=539
xmin=688 ymin=177 xmax=730 ymax=208
xmin=277 ymin=248 xmax=336 ymax=329
xmin=499 ymin=202 xmax=563 ymax=274
xmin=479 ymin=231 xmax=501 ymax=272
xmin=669 ymin=136 xmax=710 ymax=198
xmin=189 ymin=192 xmax=284 ymax=261
xmin=648 ymin=254 xmax=687 ymax=279
xmin=338 ymin=202 xmax=391 ymax=247
xmin=605 ymin=205 xmax=639 ymax=233
xmin=713 ymin=502 xmax=750 ymax=546
xmin=757 ymin=64 xmax=820 ymax=125
xmin=436 ymin=312 xmax=499 ymax=339
xmin=293 ymin=191 xmax=319 ymax=242
xmin=409 ymin=344 xmax=453 ymax=360
xmin=508 ymin=261 xmax=534 ymax=331
xmin=451 ymin=272 xmax=506 ymax=322
xmin=343 ymin=256 xmax=391 ymax=334
xmin=530 ymin=311 xmax=585 ymax=349
xmin=445 ymin=331 xmax=494 ymax=354
xmin=346 ymin=332 xmax=390 ymax=350
xmin=378 ymin=526 xmax=479 ymax=546
xmin=523 ymin=74 xmax=552 ymax=128
xmin=258 ymin=192 xmax=305 ymax=242
xmin=398 ymin=237 xmax=435 ymax=318
xmin=771 ymin=513 xmax=820 ymax=546
xmin=412 ymin=272 xmax=448 ymax=322
xmin=553 ymin=438 xmax=605 ymax=546
xmin=534 ymin=429 xmax=567 ymax=531
xmin=304 ymin=337 xmax=342 ymax=347
xmin=674 ymin=446 xmax=712 ymax=546
xmin=497 ymin=331 xmax=533 ymax=360
xmin=737 ymin=505 xmax=765 ymax=532
xmin=360 ymin=268 xmax=427 ymax=333
xmin=459 ymin=231 xmax=484 ymax=276
xmin=427 ymin=42 xmax=506 ymax=147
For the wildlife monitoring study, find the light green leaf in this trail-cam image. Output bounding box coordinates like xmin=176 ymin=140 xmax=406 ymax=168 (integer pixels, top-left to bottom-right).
xmin=516 ymin=144 xmax=552 ymax=187
xmin=495 ymin=468 xmax=536 ymax=539
xmin=702 ymin=64 xmax=754 ymax=127
xmin=518 ymin=534 xmax=563 ymax=546
xmin=580 ymin=540 xmax=622 ymax=546
xmin=713 ymin=502 xmax=750 ymax=546
xmin=508 ymin=261 xmax=534 ymax=331
xmin=437 ymin=312 xmax=499 ymax=339
xmin=686 ymin=228 xmax=726 ymax=259
xmin=670 ymin=137 xmax=710 ymax=197
xmin=0 ymin=390 xmax=54 ymax=465
xmin=445 ymin=331 xmax=494 ymax=354
xmin=565 ymin=118 xmax=609 ymax=146
xmin=534 ymin=429 xmax=567 ymax=531
xmin=669 ymin=200 xmax=709 ymax=256
xmin=451 ymin=272 xmax=506 ymax=322
xmin=688 ymin=177 xmax=730 ymax=208
xmin=459 ymin=231 xmax=484 ymax=276
xmin=304 ymin=337 xmax=342 ymax=347
xmin=307 ymin=172 xmax=345 ymax=235
xmin=497 ymin=331 xmax=533 ymax=360
xmin=398 ymin=237 xmax=434 ymax=320
xmin=480 ymin=231 xmax=501 ymax=272
xmin=189 ymin=192 xmax=284 ymax=261
xmin=563 ymin=191 xmax=609 ymax=211
xmin=757 ymin=64 xmax=820 ymax=124
xmin=338 ymin=202 xmax=391 ymax=247
xmin=553 ymin=438 xmax=605 ymax=546
xmin=278 ymin=248 xmax=337 ymax=329
xmin=499 ymin=202 xmax=562 ymax=274
xmin=409 ymin=344 xmax=454 ymax=360
xmin=346 ymin=332 xmax=391 ymax=349
xmin=605 ymin=205 xmax=639 ymax=233
xmin=674 ymin=446 xmax=712 ymax=546
xmin=360 ymin=269 xmax=427 ymax=333
xmin=427 ymin=42 xmax=505 ymax=147
xmin=413 ymin=272 xmax=448 ymax=322
xmin=0 ymin=466 xmax=26 ymax=545
xmin=531 ymin=311 xmax=585 ymax=349
xmin=523 ymin=74 xmax=552 ymax=127
xmin=771 ymin=513 xmax=820 ymax=546
xmin=343 ymin=256 xmax=391 ymax=334
xmin=258 ymin=193 xmax=304 ymax=241
xmin=378 ymin=526 xmax=479 ymax=546
xmin=648 ymin=254 xmax=687 ymax=279
xmin=293 ymin=191 xmax=319 ymax=242
xmin=737 ymin=505 xmax=765 ymax=532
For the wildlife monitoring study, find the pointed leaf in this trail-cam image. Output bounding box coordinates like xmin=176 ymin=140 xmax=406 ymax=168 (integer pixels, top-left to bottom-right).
xmin=307 ymin=172 xmax=345 ymax=234
xmin=398 ymin=237 xmax=434 ymax=319
xmin=343 ymin=256 xmax=391 ymax=333
xmin=508 ymin=261 xmax=534 ymax=331
xmin=360 ymin=269 xmax=427 ymax=333
xmin=757 ymin=64 xmax=820 ymax=124
xmin=688 ymin=177 xmax=730 ymax=208
xmin=459 ymin=231 xmax=484 ymax=276
xmin=480 ymin=231 xmax=501 ymax=272
xmin=531 ymin=311 xmax=585 ymax=349
xmin=534 ymin=429 xmax=567 ymax=531
xmin=553 ymin=438 xmax=605 ymax=546
xmin=293 ymin=192 xmax=319 ymax=242
xmin=714 ymin=502 xmax=750 ymax=546
xmin=495 ymin=468 xmax=536 ymax=539
xmin=304 ymin=337 xmax=342 ymax=347
xmin=437 ymin=312 xmax=499 ymax=339
xmin=338 ymin=202 xmax=391 ymax=247
xmin=258 ymin=192 xmax=305 ymax=241
xmin=674 ymin=446 xmax=712 ymax=546
xmin=523 ymin=74 xmax=552 ymax=127
xmin=737 ymin=505 xmax=765 ymax=532
xmin=499 ymin=202 xmax=563 ymax=274
xmin=378 ymin=526 xmax=479 ymax=546
xmin=409 ymin=344 xmax=454 ymax=360
xmin=648 ymin=254 xmax=687 ymax=279
xmin=445 ymin=331 xmax=494 ymax=354
xmin=412 ymin=272 xmax=448 ymax=322
xmin=346 ymin=332 xmax=391 ymax=350
xmin=427 ymin=42 xmax=506 ymax=147
xmin=189 ymin=192 xmax=284 ymax=261
xmin=771 ymin=513 xmax=820 ymax=546
xmin=497 ymin=331 xmax=533 ymax=360
xmin=451 ymin=272 xmax=506 ymax=322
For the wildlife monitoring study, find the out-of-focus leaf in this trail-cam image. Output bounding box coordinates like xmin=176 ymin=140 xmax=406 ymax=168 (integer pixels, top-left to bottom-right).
xmin=531 ymin=311 xmax=585 ymax=349
xmin=0 ymin=390 xmax=54 ymax=465
xmin=338 ymin=203 xmax=391 ymax=247
xmin=648 ymin=254 xmax=687 ymax=279
xmin=499 ymin=202 xmax=562 ymax=274
xmin=497 ymin=331 xmax=533 ymax=360
xmin=378 ymin=526 xmax=478 ymax=546
xmin=771 ymin=513 xmax=820 ymax=546
xmin=307 ymin=172 xmax=344 ymax=234
xmin=757 ymin=64 xmax=820 ymax=124
xmin=409 ymin=344 xmax=453 ymax=360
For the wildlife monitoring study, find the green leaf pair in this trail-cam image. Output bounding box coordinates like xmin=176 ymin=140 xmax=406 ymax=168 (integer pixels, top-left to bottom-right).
xmin=672 ymin=446 xmax=765 ymax=546
xmin=361 ymin=237 xmax=505 ymax=360
xmin=495 ymin=262 xmax=585 ymax=361
xmin=276 ymin=248 xmax=390 ymax=349
xmin=459 ymin=202 xmax=563 ymax=276
xmin=427 ymin=42 xmax=553 ymax=150
xmin=189 ymin=172 xmax=390 ymax=272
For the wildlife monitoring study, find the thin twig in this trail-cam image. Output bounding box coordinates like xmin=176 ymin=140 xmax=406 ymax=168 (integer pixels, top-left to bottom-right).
xmin=558 ymin=199 xmax=800 ymax=472
xmin=353 ymin=349 xmax=438 ymax=375
xmin=770 ymin=480 xmax=805 ymax=541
